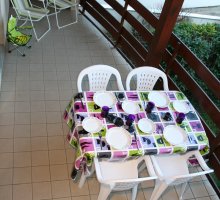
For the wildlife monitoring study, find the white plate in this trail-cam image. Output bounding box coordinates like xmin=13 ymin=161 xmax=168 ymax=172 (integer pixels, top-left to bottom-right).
xmin=163 ymin=125 xmax=187 ymax=145
xmin=138 ymin=118 xmax=156 ymax=133
xmin=106 ymin=127 xmax=132 ymax=150
xmin=148 ymin=91 xmax=169 ymax=108
xmin=93 ymin=92 xmax=117 ymax=108
xmin=122 ymin=101 xmax=140 ymax=114
xmin=82 ymin=117 xmax=102 ymax=133
xmin=173 ymin=101 xmax=190 ymax=114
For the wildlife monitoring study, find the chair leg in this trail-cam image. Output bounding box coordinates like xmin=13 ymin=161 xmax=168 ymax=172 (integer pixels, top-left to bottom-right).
xmin=179 ymin=182 xmax=187 ymax=200
xmin=78 ymin=171 xmax=86 ymax=188
xmin=28 ymin=14 xmax=51 ymax=42
xmin=149 ymin=181 xmax=168 ymax=200
xmin=97 ymin=184 xmax=112 ymax=200
xmin=78 ymin=163 xmax=95 ymax=188
xmin=131 ymin=185 xmax=138 ymax=200
xmin=55 ymin=4 xmax=78 ymax=29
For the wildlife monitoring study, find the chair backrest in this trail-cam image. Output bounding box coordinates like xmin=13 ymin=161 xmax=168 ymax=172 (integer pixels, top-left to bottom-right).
xmin=126 ymin=66 xmax=169 ymax=91
xmin=7 ymin=15 xmax=22 ymax=38
xmin=94 ymin=156 xmax=157 ymax=191
xmin=77 ymin=65 xmax=124 ymax=92
xmin=150 ymin=150 xmax=213 ymax=186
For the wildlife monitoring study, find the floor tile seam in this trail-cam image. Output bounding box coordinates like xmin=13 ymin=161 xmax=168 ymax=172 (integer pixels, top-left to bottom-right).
xmin=188 ymin=180 xmax=210 ymax=198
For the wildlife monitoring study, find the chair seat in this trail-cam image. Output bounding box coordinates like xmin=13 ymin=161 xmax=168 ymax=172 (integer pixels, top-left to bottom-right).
xmin=99 ymin=160 xmax=139 ymax=181
xmin=153 ymin=154 xmax=189 ymax=179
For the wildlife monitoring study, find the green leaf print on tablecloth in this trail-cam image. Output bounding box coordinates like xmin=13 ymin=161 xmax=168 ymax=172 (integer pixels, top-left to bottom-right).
xmin=173 ymin=145 xmax=187 ymax=153
xmin=176 ymin=92 xmax=186 ymax=100
xmin=87 ymin=102 xmax=101 ymax=112
xmin=195 ymin=132 xmax=209 ymax=145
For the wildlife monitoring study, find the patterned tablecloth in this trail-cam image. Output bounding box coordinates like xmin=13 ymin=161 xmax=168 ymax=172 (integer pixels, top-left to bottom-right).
xmin=63 ymin=91 xmax=209 ymax=172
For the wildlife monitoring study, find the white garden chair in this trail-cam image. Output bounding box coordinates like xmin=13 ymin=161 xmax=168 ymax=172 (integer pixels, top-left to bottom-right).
xmin=149 ymin=150 xmax=213 ymax=200
xmin=126 ymin=66 xmax=169 ymax=91
xmin=46 ymin=0 xmax=78 ymax=29
xmin=77 ymin=65 xmax=125 ymax=92
xmin=10 ymin=0 xmax=51 ymax=42
xmin=94 ymin=156 xmax=157 ymax=200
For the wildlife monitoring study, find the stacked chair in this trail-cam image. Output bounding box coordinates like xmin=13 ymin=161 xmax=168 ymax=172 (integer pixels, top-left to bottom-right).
xmin=10 ymin=0 xmax=51 ymax=41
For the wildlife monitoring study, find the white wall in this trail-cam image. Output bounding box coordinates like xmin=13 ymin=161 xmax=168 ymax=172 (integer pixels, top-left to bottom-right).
xmin=0 ymin=0 xmax=9 ymax=45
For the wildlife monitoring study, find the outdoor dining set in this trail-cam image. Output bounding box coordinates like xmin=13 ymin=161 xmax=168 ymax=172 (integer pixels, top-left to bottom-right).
xmin=63 ymin=65 xmax=213 ymax=200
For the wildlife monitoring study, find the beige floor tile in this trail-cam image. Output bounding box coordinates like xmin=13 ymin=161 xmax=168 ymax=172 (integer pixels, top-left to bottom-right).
xmin=203 ymin=181 xmax=217 ymax=196
xmin=0 ymin=138 xmax=13 ymax=153
xmin=50 ymin=164 xmax=69 ymax=181
xmin=14 ymin=152 xmax=31 ymax=167
xmin=66 ymin=149 xmax=75 ymax=164
xmin=31 ymin=112 xmax=47 ymax=124
xmin=87 ymin=178 xmax=100 ymax=195
xmin=142 ymin=187 xmax=159 ymax=200
xmin=90 ymin=194 xmax=99 ymax=200
xmin=30 ymin=91 xmax=45 ymax=101
xmin=45 ymin=90 xmax=60 ymax=101
xmin=0 ymin=102 xmax=15 ymax=113
xmin=210 ymin=195 xmax=219 ymax=200
xmin=175 ymin=183 xmax=194 ymax=199
xmin=13 ymin=183 xmax=32 ymax=200
xmin=14 ymin=138 xmax=31 ymax=152
xmin=0 ymin=185 xmax=12 ymax=200
xmin=0 ymin=152 xmax=13 ymax=168
xmin=189 ymin=181 xmax=209 ymax=198
xmin=13 ymin=167 xmax=32 ymax=184
xmin=49 ymin=150 xmax=67 ymax=165
xmin=45 ymin=101 xmax=61 ymax=112
xmin=46 ymin=112 xmax=62 ymax=123
xmin=0 ymin=91 xmax=15 ymax=102
xmin=126 ymin=189 xmax=146 ymax=200
xmin=31 ymin=124 xmax=47 ymax=137
xmin=32 ymin=150 xmax=49 ymax=166
xmin=109 ymin=191 xmax=128 ymax=200
xmin=0 ymin=113 xmax=14 ymax=125
xmin=0 ymin=125 xmax=14 ymax=138
xmin=15 ymin=91 xmax=30 ymax=101
xmin=0 ymin=168 xmax=13 ymax=185
xmin=69 ymin=180 xmax=90 ymax=196
xmin=47 ymin=123 xmax=63 ymax=136
xmin=48 ymin=136 xmax=65 ymax=150
xmin=196 ymin=197 xmax=211 ymax=200
xmin=162 ymin=186 xmax=179 ymax=200
xmin=15 ymin=113 xmax=30 ymax=125
xmin=31 ymin=101 xmax=46 ymax=112
xmin=71 ymin=196 xmax=90 ymax=200
xmin=33 ymin=182 xmax=52 ymax=200
xmin=15 ymin=102 xmax=30 ymax=112
xmin=14 ymin=125 xmax=30 ymax=138
xmin=32 ymin=165 xmax=50 ymax=182
xmin=52 ymin=180 xmax=71 ymax=198
xmin=31 ymin=137 xmax=48 ymax=151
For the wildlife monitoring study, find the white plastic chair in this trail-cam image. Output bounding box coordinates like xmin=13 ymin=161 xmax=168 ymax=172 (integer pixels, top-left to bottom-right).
xmin=126 ymin=66 xmax=169 ymax=91
xmin=46 ymin=0 xmax=78 ymax=29
xmin=77 ymin=65 xmax=125 ymax=92
xmin=10 ymin=0 xmax=51 ymax=42
xmin=94 ymin=156 xmax=157 ymax=200
xmin=149 ymin=151 xmax=214 ymax=200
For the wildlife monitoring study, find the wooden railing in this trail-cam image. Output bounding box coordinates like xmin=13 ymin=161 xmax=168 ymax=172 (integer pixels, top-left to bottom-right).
xmin=79 ymin=0 xmax=220 ymax=188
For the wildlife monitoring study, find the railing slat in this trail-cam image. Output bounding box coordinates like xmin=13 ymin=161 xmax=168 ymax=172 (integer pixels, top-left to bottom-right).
xmin=170 ymin=35 xmax=220 ymax=99
xmin=163 ymin=51 xmax=220 ymax=126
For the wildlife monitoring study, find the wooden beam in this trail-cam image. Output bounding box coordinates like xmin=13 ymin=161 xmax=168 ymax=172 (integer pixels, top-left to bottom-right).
xmin=145 ymin=0 xmax=184 ymax=67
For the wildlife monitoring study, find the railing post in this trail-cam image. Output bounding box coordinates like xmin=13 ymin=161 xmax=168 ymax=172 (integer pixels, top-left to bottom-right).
xmin=114 ymin=0 xmax=130 ymax=47
xmin=144 ymin=0 xmax=184 ymax=67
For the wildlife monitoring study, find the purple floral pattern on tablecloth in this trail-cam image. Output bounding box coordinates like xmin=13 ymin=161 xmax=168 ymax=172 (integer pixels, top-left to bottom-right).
xmin=64 ymin=91 xmax=210 ymax=173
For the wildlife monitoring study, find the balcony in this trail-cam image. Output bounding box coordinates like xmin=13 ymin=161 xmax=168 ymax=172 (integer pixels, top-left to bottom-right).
xmin=0 ymin=0 xmax=219 ymax=199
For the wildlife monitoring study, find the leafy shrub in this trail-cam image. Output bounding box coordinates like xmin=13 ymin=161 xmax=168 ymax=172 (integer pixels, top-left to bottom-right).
xmin=174 ymin=22 xmax=220 ymax=79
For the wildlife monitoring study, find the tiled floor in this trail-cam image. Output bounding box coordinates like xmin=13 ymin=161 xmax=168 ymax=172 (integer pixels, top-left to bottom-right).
xmin=0 ymin=10 xmax=219 ymax=200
